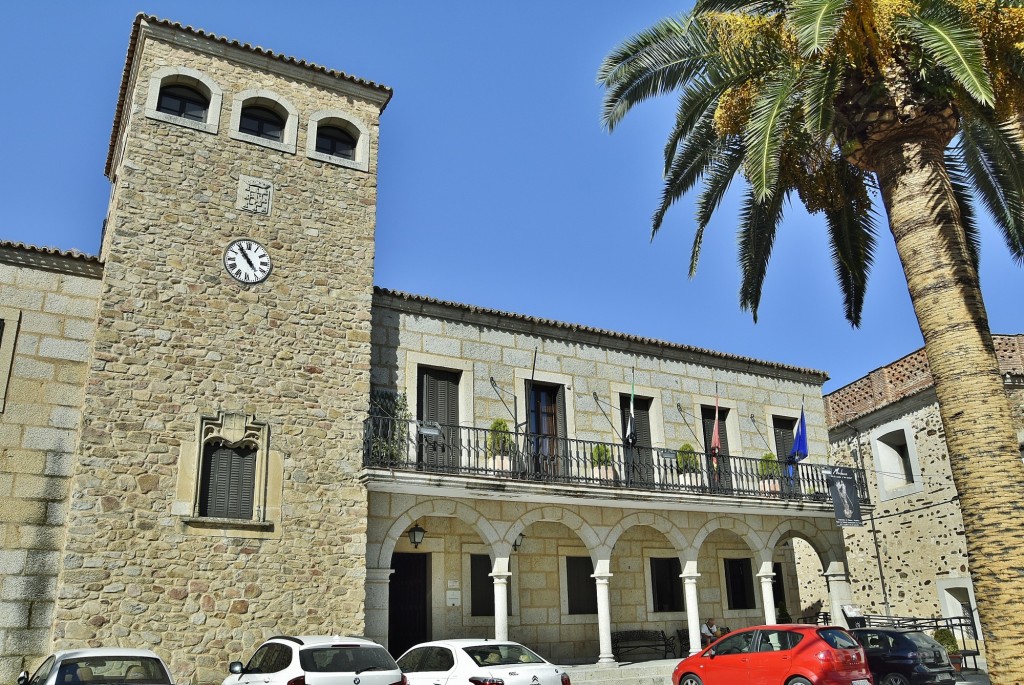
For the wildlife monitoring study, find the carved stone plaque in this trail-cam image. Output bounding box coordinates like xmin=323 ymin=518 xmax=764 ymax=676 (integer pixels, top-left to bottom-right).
xmin=236 ymin=175 xmax=274 ymax=215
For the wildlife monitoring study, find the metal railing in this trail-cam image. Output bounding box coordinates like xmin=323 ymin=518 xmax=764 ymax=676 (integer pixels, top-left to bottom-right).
xmin=363 ymin=416 xmax=869 ymax=503
xmin=858 ymin=613 xmax=980 ymax=663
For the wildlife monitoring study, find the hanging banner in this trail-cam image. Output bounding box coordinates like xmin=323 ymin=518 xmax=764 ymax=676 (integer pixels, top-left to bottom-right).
xmin=828 ymin=467 xmax=863 ymax=527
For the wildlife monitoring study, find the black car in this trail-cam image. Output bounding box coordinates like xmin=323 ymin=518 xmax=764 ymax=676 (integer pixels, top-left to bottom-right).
xmin=850 ymin=628 xmax=958 ymax=685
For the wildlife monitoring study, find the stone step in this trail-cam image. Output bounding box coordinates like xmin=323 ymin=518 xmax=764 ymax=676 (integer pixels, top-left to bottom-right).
xmin=562 ymin=658 xmax=676 ymax=685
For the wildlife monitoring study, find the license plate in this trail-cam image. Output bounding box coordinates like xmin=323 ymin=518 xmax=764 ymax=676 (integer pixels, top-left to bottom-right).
xmin=937 ymin=676 xmax=954 ymax=683
xmin=852 ymin=680 xmax=870 ymax=685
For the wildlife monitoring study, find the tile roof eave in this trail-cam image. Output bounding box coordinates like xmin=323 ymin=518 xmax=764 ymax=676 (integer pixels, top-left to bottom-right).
xmin=373 ymin=287 xmax=830 ymax=384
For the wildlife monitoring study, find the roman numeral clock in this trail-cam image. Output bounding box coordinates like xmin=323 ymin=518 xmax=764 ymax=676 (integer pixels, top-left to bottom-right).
xmin=223 ymin=238 xmax=272 ymax=284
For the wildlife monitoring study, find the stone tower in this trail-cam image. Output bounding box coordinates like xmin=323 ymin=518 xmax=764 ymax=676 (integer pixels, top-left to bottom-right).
xmin=51 ymin=15 xmax=390 ymax=684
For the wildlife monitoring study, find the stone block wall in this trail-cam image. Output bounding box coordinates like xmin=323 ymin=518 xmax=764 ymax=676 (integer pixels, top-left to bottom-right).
xmin=51 ymin=20 xmax=386 ymax=685
xmin=0 ymin=253 xmax=101 ymax=682
xmin=371 ymin=291 xmax=830 ymax=463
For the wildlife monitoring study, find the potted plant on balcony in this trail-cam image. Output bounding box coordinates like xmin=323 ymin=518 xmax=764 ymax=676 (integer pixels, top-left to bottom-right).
xmin=591 ymin=443 xmax=616 ymax=482
xmin=368 ymin=390 xmax=410 ymax=466
xmin=933 ymin=628 xmax=963 ymax=672
xmin=487 ymin=418 xmax=514 ymax=472
xmin=676 ymin=442 xmax=702 ymax=488
xmin=758 ymin=452 xmax=783 ymax=493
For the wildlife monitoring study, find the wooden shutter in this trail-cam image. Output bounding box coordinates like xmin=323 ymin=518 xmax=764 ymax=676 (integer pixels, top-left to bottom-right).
xmin=566 ymin=556 xmax=598 ymax=614
xmin=417 ymin=367 xmax=461 ymax=468
xmin=199 ymin=442 xmax=255 ymax=519
xmin=772 ymin=416 xmax=796 ymax=459
xmin=621 ymin=395 xmax=654 ymax=485
xmin=701 ymin=405 xmax=733 ymax=490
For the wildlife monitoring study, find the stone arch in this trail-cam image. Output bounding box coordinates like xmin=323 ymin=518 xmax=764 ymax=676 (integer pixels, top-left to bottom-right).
xmin=505 ymin=506 xmax=602 ymax=560
xmin=688 ymin=516 xmax=768 ymax=562
xmin=229 ymin=88 xmax=300 ymax=153
xmin=604 ymin=511 xmax=689 ymax=557
xmin=144 ymin=65 xmax=223 ymax=134
xmin=375 ymin=498 xmax=501 ymax=568
xmin=307 ymin=109 xmax=371 ymax=172
xmin=764 ymin=519 xmax=840 ymax=566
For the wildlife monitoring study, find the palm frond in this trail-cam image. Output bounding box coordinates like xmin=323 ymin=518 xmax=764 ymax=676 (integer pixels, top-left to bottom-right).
xmin=599 ymin=17 xmax=714 ymax=131
xmin=737 ymin=184 xmax=788 ymax=322
xmin=790 ymin=0 xmax=851 ymax=56
xmin=801 ymin=56 xmax=843 ymax=139
xmin=945 ymin=151 xmax=982 ymax=274
xmin=744 ymin=67 xmax=800 ymax=201
xmin=900 ymin=4 xmax=994 ymax=106
xmin=653 ymin=113 xmax=724 ymax=237
xmin=693 ymin=0 xmax=783 ymax=12
xmin=690 ymin=140 xmax=747 ymax=276
xmin=957 ymin=108 xmax=1024 ymax=262
xmin=822 ymin=161 xmax=876 ymax=326
xmin=661 ymin=77 xmax=733 ymax=171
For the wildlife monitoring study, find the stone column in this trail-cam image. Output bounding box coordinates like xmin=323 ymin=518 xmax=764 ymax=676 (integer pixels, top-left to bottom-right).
xmin=491 ymin=571 xmax=511 ymax=641
xmin=593 ymin=566 xmax=615 ymax=664
xmin=823 ymin=561 xmax=853 ymax=628
xmin=364 ymin=567 xmax=395 ymax=647
xmin=757 ymin=561 xmax=777 ymax=625
xmin=682 ymin=560 xmax=701 ymax=655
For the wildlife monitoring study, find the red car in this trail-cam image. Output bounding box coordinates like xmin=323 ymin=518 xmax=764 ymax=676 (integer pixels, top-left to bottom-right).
xmin=672 ymin=624 xmax=873 ymax=685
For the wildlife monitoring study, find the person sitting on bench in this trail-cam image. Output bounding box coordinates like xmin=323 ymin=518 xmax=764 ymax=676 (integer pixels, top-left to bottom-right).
xmin=701 ymin=617 xmax=722 ymax=647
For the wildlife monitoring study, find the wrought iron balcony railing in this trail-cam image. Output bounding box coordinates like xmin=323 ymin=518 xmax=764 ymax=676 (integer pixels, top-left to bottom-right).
xmin=363 ymin=416 xmax=869 ymax=503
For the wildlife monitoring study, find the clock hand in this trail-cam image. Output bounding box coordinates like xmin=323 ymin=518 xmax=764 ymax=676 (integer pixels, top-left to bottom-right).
xmin=240 ymin=247 xmax=256 ymax=271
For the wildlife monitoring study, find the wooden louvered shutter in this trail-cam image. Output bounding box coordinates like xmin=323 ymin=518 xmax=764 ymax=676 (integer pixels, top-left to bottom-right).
xmin=621 ymin=395 xmax=654 ymax=485
xmin=418 ymin=367 xmax=461 ymax=468
xmin=199 ymin=442 xmax=255 ymax=519
xmin=772 ymin=416 xmax=796 ymax=459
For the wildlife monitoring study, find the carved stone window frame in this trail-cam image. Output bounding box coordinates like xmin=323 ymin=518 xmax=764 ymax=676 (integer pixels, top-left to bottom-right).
xmin=174 ymin=411 xmax=282 ymax=537
xmin=144 ymin=66 xmax=223 ymax=134
xmin=0 ymin=306 xmax=20 ymax=412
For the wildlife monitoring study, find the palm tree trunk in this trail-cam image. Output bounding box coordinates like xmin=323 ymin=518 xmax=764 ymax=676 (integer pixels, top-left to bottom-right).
xmin=873 ymin=137 xmax=1024 ymax=682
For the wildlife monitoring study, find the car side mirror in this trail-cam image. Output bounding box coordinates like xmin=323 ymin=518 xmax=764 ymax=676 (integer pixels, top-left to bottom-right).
xmin=18 ymin=671 xmax=29 ymax=685
xmin=229 ymin=662 xmax=244 ymax=675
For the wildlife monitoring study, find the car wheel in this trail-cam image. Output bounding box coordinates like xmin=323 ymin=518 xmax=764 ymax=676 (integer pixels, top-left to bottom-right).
xmin=881 ymin=674 xmax=911 ymax=685
xmin=787 ymin=678 xmax=812 ymax=685
xmin=678 ymin=674 xmax=703 ymax=685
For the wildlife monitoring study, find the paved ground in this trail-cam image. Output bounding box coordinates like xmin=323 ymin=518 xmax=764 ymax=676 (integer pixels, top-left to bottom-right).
xmin=958 ymin=669 xmax=990 ymax=685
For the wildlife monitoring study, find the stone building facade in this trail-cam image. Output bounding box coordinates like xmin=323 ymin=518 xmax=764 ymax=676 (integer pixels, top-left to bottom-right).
xmin=794 ymin=334 xmax=1024 ymax=667
xmin=1 ymin=14 xmax=868 ymax=685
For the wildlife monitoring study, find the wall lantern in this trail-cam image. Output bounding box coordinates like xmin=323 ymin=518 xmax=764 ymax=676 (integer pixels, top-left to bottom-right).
xmin=408 ymin=522 xmax=426 ymax=549
xmin=512 ymin=532 xmax=525 ymax=552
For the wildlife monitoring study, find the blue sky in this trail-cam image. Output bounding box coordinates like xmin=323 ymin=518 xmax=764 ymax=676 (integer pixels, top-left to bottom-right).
xmin=2 ymin=1 xmax=1020 ymax=393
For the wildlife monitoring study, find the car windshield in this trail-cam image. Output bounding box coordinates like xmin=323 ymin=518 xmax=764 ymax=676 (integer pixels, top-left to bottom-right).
xmin=298 ymin=646 xmax=397 ymax=673
xmin=817 ymin=629 xmax=860 ymax=649
xmin=55 ymin=657 xmax=170 ymax=685
xmin=463 ymin=644 xmax=545 ymax=667
xmin=904 ymin=632 xmax=944 ymax=650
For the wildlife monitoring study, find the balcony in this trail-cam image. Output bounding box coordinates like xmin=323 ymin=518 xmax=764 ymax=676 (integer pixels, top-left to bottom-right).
xmin=362 ymin=416 xmax=869 ymax=505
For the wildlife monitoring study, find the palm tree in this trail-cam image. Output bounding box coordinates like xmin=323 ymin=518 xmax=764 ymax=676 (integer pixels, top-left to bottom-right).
xmin=599 ymin=1 xmax=1024 ymax=678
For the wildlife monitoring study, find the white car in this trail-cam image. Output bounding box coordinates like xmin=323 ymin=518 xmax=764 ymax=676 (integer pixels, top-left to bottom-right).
xmin=396 ymin=640 xmax=570 ymax=685
xmin=19 ymin=648 xmax=174 ymax=685
xmin=222 ymin=636 xmax=404 ymax=685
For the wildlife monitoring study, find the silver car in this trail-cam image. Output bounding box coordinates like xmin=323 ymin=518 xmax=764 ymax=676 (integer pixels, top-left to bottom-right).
xmin=396 ymin=640 xmax=570 ymax=685
xmin=19 ymin=648 xmax=173 ymax=685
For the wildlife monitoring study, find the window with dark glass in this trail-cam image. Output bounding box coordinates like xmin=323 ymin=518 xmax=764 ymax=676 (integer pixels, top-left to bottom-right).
xmin=650 ymin=557 xmax=683 ymax=612
xmin=156 ymin=84 xmax=208 ymax=122
xmin=198 ymin=440 xmax=256 ymax=519
xmin=239 ymin=106 xmax=285 ymax=142
xmin=315 ymin=125 xmax=356 ymax=160
xmin=771 ymin=561 xmax=786 ymax=608
xmin=724 ymin=557 xmax=756 ymax=610
xmin=566 ymin=556 xmax=598 ymax=614
xmin=470 ymin=553 xmax=495 ymax=616
xmin=527 ymin=381 xmax=566 ymax=477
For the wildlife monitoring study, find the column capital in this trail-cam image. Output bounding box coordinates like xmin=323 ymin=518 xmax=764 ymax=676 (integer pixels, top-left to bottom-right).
xmin=366 ymin=567 xmax=395 ymax=582
xmin=591 ymin=572 xmax=612 ymax=584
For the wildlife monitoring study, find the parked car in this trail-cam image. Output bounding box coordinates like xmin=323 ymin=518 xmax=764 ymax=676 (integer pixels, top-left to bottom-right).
xmin=222 ymin=636 xmax=404 ymax=685
xmin=18 ymin=648 xmax=173 ymax=685
xmin=671 ymin=624 xmax=872 ymax=685
xmin=850 ymin=628 xmax=957 ymax=685
xmin=396 ymin=639 xmax=570 ymax=685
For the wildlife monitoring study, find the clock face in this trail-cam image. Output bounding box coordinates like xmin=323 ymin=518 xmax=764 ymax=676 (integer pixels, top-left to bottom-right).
xmin=223 ymin=239 xmax=272 ymax=284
